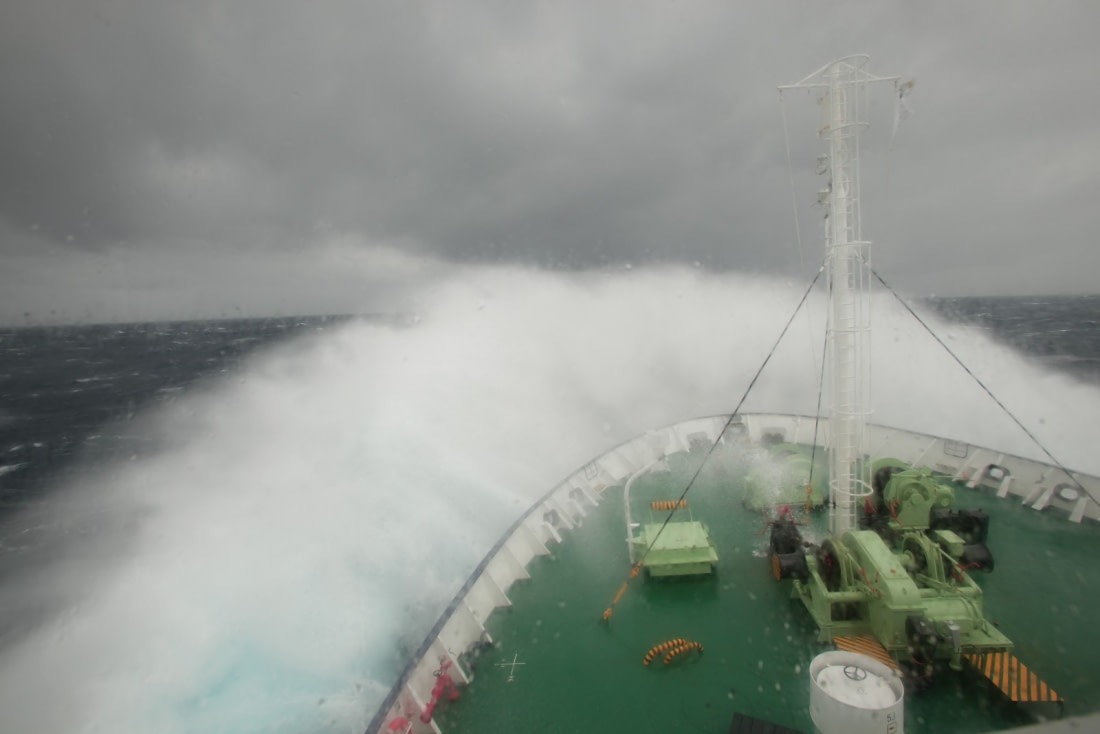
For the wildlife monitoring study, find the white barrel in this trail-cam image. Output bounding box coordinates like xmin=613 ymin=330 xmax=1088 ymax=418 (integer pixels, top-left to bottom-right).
xmin=809 ymin=651 xmax=904 ymax=734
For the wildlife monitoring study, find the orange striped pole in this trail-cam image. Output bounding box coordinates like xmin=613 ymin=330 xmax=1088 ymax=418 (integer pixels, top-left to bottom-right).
xmin=602 ymin=561 xmax=644 ymax=621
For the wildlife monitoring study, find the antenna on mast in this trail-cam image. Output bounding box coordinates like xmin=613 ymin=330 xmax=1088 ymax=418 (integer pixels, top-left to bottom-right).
xmin=780 ymin=56 xmax=898 ymax=536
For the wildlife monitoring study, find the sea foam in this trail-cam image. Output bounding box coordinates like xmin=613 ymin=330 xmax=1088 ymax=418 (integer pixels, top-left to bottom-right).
xmin=0 ymin=265 xmax=1095 ymax=733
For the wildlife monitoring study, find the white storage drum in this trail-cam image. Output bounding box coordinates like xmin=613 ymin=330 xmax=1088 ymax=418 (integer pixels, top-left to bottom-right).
xmin=809 ymin=651 xmax=904 ymax=734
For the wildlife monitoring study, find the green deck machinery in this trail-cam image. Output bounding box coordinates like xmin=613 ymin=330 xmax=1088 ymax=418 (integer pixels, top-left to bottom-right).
xmin=769 ymin=458 xmax=1011 ymax=673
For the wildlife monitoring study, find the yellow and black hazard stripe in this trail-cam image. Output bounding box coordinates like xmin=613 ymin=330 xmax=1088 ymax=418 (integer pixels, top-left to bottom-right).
xmin=833 ymin=635 xmax=900 ymax=671
xmin=964 ymin=651 xmax=1061 ymax=704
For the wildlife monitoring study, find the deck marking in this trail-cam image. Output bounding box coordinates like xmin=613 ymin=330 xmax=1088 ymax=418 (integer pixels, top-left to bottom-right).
xmin=964 ymin=651 xmax=1060 ymax=703
xmin=832 ymin=635 xmax=900 ymax=671
xmin=496 ymin=653 xmax=526 ymax=682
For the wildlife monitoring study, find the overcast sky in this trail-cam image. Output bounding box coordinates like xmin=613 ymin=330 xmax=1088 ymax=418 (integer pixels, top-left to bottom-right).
xmin=2 ymin=0 xmax=1097 ymax=324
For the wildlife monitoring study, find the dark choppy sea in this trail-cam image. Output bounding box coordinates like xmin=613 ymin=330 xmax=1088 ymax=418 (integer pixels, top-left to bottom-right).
xmin=926 ymin=295 xmax=1100 ymax=385
xmin=0 ymin=315 xmax=359 ymax=515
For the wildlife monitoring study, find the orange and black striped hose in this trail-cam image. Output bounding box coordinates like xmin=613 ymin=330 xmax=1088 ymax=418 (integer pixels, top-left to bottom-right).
xmin=663 ymin=641 xmax=704 ymax=665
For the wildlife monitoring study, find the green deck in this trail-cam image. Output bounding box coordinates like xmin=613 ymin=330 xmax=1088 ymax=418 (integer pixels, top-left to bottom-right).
xmin=434 ymin=447 xmax=1100 ymax=733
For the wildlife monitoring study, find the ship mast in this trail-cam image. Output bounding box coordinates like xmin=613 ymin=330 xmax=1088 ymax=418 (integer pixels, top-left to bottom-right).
xmin=780 ymin=56 xmax=897 ymax=536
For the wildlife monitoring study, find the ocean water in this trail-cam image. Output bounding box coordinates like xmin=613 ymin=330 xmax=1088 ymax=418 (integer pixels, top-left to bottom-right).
xmin=0 ymin=269 xmax=1098 ymax=733
xmin=926 ymin=294 xmax=1100 ymax=386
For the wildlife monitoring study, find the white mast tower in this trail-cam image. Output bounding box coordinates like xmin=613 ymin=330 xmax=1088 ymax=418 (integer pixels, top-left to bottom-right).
xmin=780 ymin=56 xmax=897 ymax=536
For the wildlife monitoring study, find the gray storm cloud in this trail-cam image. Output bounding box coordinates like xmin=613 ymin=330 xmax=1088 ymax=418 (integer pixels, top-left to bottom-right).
xmin=1 ymin=0 xmax=1098 ymax=324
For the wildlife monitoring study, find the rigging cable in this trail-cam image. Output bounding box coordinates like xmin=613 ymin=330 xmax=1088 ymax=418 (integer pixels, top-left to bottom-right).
xmin=601 ymin=266 xmax=824 ymax=622
xmin=779 ymin=90 xmax=807 ymax=273
xmin=872 ymin=268 xmax=1099 ymax=509
xmin=805 ymin=280 xmax=831 ymax=511
xmin=780 ymin=89 xmax=822 ymax=379
xmin=882 ymin=79 xmax=915 ymax=259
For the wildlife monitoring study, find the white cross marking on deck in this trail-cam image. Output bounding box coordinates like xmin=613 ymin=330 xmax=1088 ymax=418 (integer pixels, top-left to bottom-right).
xmin=496 ymin=653 xmax=526 ymax=682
